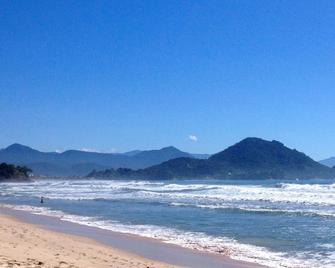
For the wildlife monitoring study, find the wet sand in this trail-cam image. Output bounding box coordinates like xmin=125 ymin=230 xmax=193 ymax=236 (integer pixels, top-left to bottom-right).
xmin=0 ymin=207 xmax=263 ymax=268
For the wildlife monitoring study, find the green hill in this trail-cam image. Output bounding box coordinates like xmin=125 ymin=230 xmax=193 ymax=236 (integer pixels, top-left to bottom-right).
xmin=88 ymin=138 xmax=335 ymax=180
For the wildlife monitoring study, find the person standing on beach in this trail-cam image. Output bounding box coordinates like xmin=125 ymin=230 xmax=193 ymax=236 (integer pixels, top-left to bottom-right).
xmin=40 ymin=196 xmax=44 ymax=204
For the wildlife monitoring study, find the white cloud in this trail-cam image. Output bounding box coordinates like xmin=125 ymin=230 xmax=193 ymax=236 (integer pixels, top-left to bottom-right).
xmin=188 ymin=135 xmax=198 ymax=142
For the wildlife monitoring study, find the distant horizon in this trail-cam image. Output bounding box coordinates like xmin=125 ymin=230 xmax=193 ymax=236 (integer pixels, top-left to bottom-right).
xmin=0 ymin=137 xmax=332 ymax=161
xmin=1 ymin=141 xmax=210 ymax=155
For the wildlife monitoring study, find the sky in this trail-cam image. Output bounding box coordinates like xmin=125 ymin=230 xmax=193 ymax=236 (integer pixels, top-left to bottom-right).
xmin=0 ymin=0 xmax=335 ymax=160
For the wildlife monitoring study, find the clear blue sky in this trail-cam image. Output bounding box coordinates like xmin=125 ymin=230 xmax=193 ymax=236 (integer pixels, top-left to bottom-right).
xmin=1 ymin=0 xmax=335 ymax=160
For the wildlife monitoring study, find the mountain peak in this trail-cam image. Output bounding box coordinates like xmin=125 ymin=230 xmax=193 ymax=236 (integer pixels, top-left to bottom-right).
xmin=4 ymin=143 xmax=37 ymax=153
xmin=208 ymin=137 xmax=317 ymax=170
xmin=238 ymin=137 xmax=283 ymax=146
xmin=319 ymin=157 xmax=335 ymax=168
xmin=160 ymin=146 xmax=180 ymax=152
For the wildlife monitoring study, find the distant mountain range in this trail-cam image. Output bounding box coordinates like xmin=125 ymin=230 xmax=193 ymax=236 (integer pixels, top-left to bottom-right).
xmin=89 ymin=138 xmax=335 ymax=180
xmin=0 ymin=144 xmax=209 ymax=176
xmin=319 ymin=157 xmax=335 ymax=168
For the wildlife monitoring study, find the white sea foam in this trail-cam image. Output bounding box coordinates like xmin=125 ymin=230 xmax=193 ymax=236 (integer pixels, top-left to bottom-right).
xmin=1 ymin=179 xmax=335 ymax=267
xmin=170 ymin=202 xmax=335 ymax=218
xmin=2 ymin=203 xmax=333 ymax=268
xmin=2 ymin=180 xmax=335 ymax=202
xmin=2 ymin=179 xmax=335 ymax=217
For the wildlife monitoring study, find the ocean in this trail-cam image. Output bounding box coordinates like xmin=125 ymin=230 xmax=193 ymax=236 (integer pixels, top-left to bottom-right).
xmin=0 ymin=178 xmax=334 ymax=268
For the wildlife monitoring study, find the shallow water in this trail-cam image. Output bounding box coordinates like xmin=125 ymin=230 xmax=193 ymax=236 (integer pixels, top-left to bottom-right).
xmin=1 ymin=178 xmax=335 ymax=268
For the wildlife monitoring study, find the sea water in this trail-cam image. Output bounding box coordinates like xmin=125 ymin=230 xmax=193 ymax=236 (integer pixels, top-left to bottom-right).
xmin=0 ymin=178 xmax=335 ymax=268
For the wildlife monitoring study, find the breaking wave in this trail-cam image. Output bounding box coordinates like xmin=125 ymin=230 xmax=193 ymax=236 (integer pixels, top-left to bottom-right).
xmin=2 ymin=204 xmax=334 ymax=268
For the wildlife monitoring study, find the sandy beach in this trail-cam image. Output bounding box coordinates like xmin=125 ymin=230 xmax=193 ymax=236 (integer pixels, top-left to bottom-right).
xmin=0 ymin=208 xmax=262 ymax=268
xmin=0 ymin=213 xmax=178 ymax=268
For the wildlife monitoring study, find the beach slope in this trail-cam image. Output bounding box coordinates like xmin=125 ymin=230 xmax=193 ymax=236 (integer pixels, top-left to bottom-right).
xmin=0 ymin=213 xmax=178 ymax=268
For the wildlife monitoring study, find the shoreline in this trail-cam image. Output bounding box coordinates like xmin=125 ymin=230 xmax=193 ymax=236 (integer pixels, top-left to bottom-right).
xmin=0 ymin=211 xmax=176 ymax=268
xmin=0 ymin=206 xmax=262 ymax=268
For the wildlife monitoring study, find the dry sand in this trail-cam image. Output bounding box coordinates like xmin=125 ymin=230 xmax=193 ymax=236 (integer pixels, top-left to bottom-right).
xmin=0 ymin=213 xmax=179 ymax=268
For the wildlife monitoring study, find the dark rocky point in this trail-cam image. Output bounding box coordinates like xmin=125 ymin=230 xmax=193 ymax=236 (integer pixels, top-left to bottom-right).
xmin=0 ymin=162 xmax=32 ymax=181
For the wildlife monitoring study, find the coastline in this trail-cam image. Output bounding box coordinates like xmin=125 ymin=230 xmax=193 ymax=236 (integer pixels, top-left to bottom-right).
xmin=0 ymin=211 xmax=177 ymax=268
xmin=0 ymin=206 xmax=262 ymax=268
